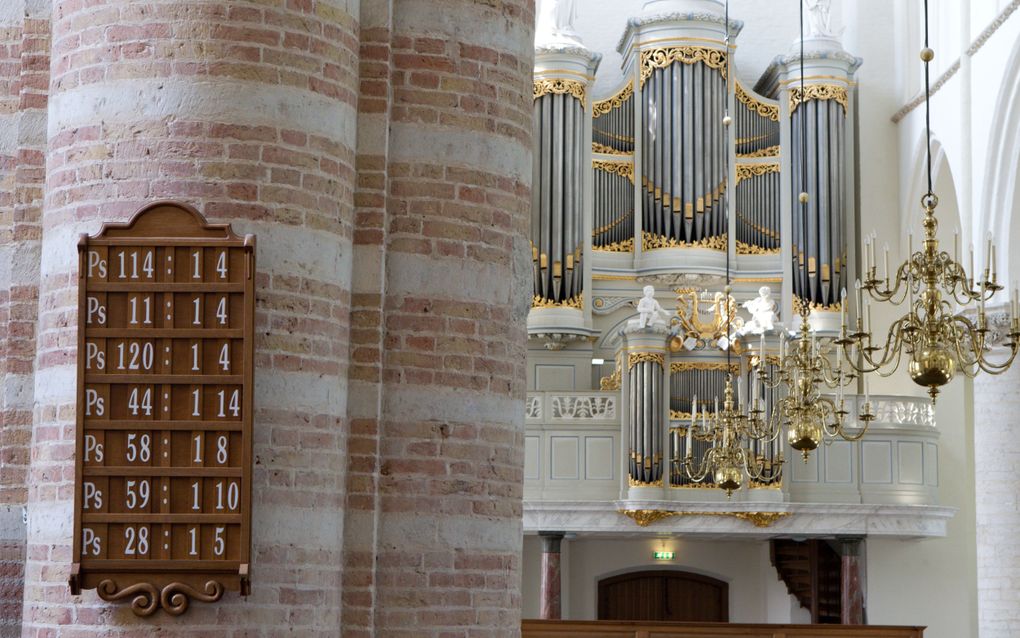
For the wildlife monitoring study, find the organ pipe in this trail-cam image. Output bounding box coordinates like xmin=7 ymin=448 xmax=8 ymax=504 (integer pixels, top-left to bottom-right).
xmin=790 ymin=85 xmax=849 ymax=309
xmin=628 ymin=352 xmax=665 ymax=486
xmin=532 ymin=78 xmax=589 ymax=308
xmin=639 ymin=49 xmax=729 ymax=249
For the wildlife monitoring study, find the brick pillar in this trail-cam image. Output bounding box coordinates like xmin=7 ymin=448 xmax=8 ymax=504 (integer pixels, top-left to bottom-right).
xmin=539 ymin=532 xmax=564 ymax=620
xmin=0 ymin=2 xmax=50 ymax=636
xmin=21 ymin=1 xmax=358 ymax=634
xmin=975 ymin=322 xmax=1020 ymax=638
xmin=838 ymin=536 xmax=865 ymax=625
xmin=366 ymin=1 xmax=534 ymax=635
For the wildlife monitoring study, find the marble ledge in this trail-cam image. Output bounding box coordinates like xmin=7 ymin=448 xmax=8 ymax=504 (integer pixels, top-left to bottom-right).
xmin=524 ymin=500 xmax=956 ymax=540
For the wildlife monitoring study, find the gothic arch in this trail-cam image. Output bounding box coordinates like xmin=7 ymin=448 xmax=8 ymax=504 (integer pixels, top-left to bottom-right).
xmin=903 ymin=134 xmax=961 ymax=256
xmin=981 ymin=31 xmax=1020 ymax=284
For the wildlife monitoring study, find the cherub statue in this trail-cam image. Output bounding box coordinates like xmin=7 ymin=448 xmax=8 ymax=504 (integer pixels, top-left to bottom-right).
xmin=739 ymin=286 xmax=779 ymax=335
xmin=636 ymin=285 xmax=671 ymax=329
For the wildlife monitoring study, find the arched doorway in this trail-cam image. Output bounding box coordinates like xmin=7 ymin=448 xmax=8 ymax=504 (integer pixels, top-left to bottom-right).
xmin=597 ymin=569 xmax=729 ymax=622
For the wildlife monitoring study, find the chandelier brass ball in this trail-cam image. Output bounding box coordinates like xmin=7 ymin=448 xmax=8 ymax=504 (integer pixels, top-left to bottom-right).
xmin=722 ymin=115 xmax=732 ymax=126
xmin=787 ymin=418 xmax=822 ymax=459
xmin=798 ymin=192 xmax=809 ymax=204
xmin=920 ymin=47 xmax=935 ymax=62
xmin=714 ymin=464 xmax=742 ymax=494
xmin=909 ymin=344 xmax=955 ymax=389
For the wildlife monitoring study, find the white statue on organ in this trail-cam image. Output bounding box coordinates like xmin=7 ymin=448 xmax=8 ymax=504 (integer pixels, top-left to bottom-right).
xmin=535 ymin=0 xmax=583 ymax=48
xmin=635 ymin=285 xmax=671 ymax=329
xmin=804 ymin=0 xmax=836 ymax=38
xmin=739 ymin=286 xmax=779 ymax=335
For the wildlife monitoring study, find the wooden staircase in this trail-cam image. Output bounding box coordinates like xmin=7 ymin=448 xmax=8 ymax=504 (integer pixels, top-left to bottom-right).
xmin=770 ymin=540 xmax=842 ymax=623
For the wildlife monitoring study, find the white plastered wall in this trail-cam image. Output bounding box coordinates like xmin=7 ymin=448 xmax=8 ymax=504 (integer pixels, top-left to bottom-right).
xmin=521 ymin=536 xmax=810 ymax=623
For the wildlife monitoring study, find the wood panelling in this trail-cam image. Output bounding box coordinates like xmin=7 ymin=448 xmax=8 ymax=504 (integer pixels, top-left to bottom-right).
xmin=522 ymin=620 xmax=925 ymax=638
xmin=598 ymin=570 xmax=728 ymax=622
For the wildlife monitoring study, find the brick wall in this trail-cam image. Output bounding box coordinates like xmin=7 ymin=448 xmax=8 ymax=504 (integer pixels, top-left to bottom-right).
xmin=370 ymin=1 xmax=534 ymax=635
xmin=14 ymin=0 xmax=534 ymax=633
xmin=21 ymin=1 xmax=358 ymax=635
xmin=0 ymin=2 xmax=49 ymax=635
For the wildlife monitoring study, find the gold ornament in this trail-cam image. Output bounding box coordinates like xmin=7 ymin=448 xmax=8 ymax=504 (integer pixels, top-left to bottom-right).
xmin=628 ymin=352 xmax=665 ymax=370
xmin=592 ymin=81 xmax=633 ymax=117
xmin=737 ymin=145 xmax=780 ymax=158
xmin=735 ymin=162 xmax=780 ymax=185
xmin=640 ymin=46 xmax=727 ymax=87
xmin=533 ymin=78 xmax=587 ymax=106
xmin=532 ymin=293 xmax=583 ymax=310
xmin=735 ymin=82 xmax=780 ymax=121
xmin=789 ymin=84 xmax=849 ymax=113
xmin=642 ymin=231 xmax=727 ymax=252
xmin=593 ymin=160 xmax=634 ymax=183
xmin=592 ymin=142 xmax=631 ymax=155
xmin=593 ymin=237 xmax=634 ymax=253
xmin=619 ymin=509 xmax=791 ymax=528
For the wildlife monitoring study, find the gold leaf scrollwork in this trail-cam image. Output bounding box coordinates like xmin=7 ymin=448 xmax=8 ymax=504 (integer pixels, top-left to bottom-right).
xmin=593 ymin=160 xmax=634 ymax=183
xmin=732 ymin=512 xmax=790 ymax=527
xmin=736 ymin=240 xmax=781 ymax=256
xmin=735 ymin=162 xmax=780 ymax=185
xmin=735 ymin=82 xmax=780 ymax=121
xmin=738 ymin=145 xmax=780 ymax=158
xmin=532 ymin=293 xmax=583 ymax=310
xmin=670 ymin=361 xmax=740 ymax=374
xmin=792 ymin=295 xmax=842 ymax=313
xmin=628 ymin=352 xmax=665 ymax=370
xmin=592 ymin=142 xmax=631 ymax=155
xmin=593 ymin=237 xmax=635 ymax=253
xmin=640 ymin=46 xmax=727 ymax=87
xmin=534 ymin=78 xmax=587 ymax=107
xmin=628 ymin=476 xmax=665 ymax=487
xmin=620 ymin=509 xmax=680 ymax=527
xmin=593 ymin=80 xmax=633 ymax=118
xmin=789 ymin=84 xmax=849 ymax=113
xmin=642 ymin=231 xmax=727 ymax=252
xmin=619 ymin=509 xmax=791 ymax=528
xmin=600 ymin=363 xmax=622 ymax=391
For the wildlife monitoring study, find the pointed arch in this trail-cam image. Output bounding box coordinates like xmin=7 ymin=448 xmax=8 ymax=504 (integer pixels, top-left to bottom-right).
xmin=903 ymin=133 xmax=961 ymax=253
xmin=981 ymin=31 xmax=1020 ymax=284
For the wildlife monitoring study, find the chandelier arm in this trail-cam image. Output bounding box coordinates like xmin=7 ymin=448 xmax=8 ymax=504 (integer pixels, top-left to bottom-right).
xmin=851 ymin=317 xmax=910 ymax=373
xmin=833 ymin=419 xmax=871 ymax=442
xmin=682 ymin=449 xmax=713 ymax=482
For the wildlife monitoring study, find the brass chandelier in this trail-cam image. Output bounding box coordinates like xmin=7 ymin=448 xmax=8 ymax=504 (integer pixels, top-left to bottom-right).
xmin=753 ymin=305 xmax=874 ymax=462
xmin=678 ymin=0 xmax=783 ymax=497
xmin=680 ymin=378 xmax=781 ymax=497
xmin=843 ymin=0 xmax=1020 ymax=401
xmin=746 ymin=0 xmax=875 ymax=463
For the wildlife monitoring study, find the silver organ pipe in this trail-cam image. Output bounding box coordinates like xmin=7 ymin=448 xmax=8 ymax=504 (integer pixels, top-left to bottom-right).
xmin=639 ymin=50 xmax=728 ymax=247
xmin=790 ymin=87 xmax=848 ymax=309
xmin=628 ymin=355 xmax=664 ymax=485
xmin=532 ymin=80 xmax=588 ymax=306
xmin=592 ymin=81 xmax=634 ymax=154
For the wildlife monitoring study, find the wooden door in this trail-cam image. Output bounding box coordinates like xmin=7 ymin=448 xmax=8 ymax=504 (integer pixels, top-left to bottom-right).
xmin=597 ymin=570 xmax=729 ymax=622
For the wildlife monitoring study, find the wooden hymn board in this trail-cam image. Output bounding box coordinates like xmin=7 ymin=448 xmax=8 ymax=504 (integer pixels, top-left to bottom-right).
xmin=70 ymin=201 xmax=255 ymax=616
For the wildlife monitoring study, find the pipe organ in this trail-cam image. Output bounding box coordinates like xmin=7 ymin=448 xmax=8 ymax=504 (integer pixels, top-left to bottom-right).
xmin=528 ymin=1 xmax=861 ymax=501
xmin=592 ymin=160 xmax=634 ymax=252
xmin=592 ymin=81 xmax=634 ymax=155
xmin=790 ymin=84 xmax=850 ymax=309
xmin=640 ymin=49 xmax=728 ymax=249
xmin=530 ymin=46 xmax=599 ymax=328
